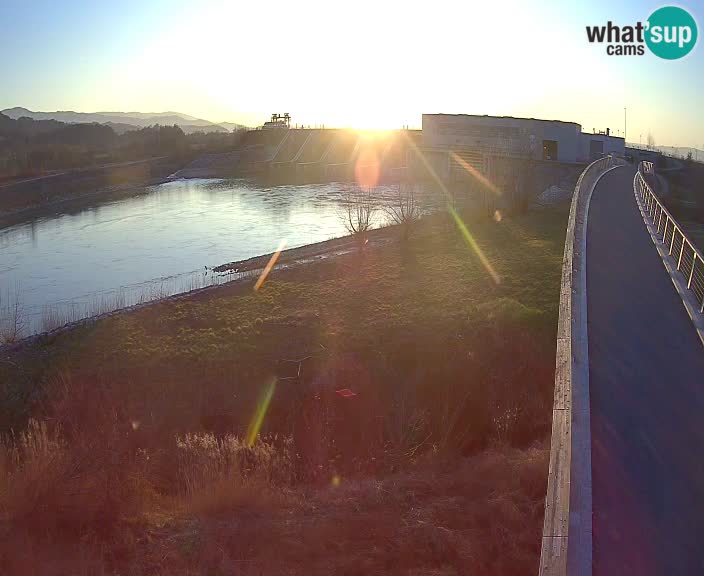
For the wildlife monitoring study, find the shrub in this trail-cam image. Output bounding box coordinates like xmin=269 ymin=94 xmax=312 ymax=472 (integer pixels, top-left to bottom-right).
xmin=340 ymin=188 xmax=376 ymax=248
xmin=384 ymin=182 xmax=422 ymax=240
xmin=0 ymin=287 xmax=25 ymax=344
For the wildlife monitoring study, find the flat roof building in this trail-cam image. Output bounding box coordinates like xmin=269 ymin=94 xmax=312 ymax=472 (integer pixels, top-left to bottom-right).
xmin=416 ymin=113 xmax=625 ymax=181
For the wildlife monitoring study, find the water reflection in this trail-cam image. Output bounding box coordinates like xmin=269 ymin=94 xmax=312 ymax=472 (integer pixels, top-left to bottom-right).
xmin=0 ymin=178 xmax=443 ymax=336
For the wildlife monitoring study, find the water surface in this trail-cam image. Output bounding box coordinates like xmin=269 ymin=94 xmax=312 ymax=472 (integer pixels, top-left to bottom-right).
xmin=0 ymin=179 xmax=439 ymax=335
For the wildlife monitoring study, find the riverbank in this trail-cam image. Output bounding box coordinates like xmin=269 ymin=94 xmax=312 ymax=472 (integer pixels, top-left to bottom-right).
xmin=0 ymin=155 xmax=193 ymax=229
xmin=0 ymin=203 xmax=569 ymax=574
xmin=1 ymin=224 xmax=398 ymax=350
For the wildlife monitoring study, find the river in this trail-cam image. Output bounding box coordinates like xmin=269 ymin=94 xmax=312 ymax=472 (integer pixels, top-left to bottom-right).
xmin=0 ymin=178 xmax=441 ymax=337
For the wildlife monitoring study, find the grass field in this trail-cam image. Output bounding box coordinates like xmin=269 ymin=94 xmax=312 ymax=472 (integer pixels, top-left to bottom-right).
xmin=0 ymin=202 xmax=569 ymax=574
xmin=662 ymin=160 xmax=704 ymax=251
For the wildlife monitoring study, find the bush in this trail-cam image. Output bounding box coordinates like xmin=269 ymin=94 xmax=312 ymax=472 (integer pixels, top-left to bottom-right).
xmin=340 ymin=188 xmax=376 ymax=248
xmin=384 ymin=182 xmax=422 ymax=240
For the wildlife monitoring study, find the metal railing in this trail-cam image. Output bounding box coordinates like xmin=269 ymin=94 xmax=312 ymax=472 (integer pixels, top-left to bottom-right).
xmin=635 ymin=161 xmax=704 ymax=313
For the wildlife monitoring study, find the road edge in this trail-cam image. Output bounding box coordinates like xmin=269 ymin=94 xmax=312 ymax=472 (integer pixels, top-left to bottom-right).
xmin=540 ymin=160 xmax=623 ymax=576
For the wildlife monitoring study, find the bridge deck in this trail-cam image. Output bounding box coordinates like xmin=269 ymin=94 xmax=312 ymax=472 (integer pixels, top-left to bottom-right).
xmin=587 ymin=165 xmax=704 ymax=575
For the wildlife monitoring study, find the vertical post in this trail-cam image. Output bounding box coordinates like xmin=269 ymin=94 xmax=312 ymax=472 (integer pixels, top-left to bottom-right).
xmin=689 ymin=253 xmax=696 ymax=289
xmin=678 ymin=235 xmax=686 ymax=270
xmin=669 ymin=224 xmax=676 ymax=254
xmin=658 ymin=207 xmax=664 ymax=235
xmin=663 ymin=217 xmax=669 ymax=244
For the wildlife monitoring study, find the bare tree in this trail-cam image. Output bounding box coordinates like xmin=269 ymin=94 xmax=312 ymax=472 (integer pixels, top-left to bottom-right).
xmin=341 ymin=188 xmax=376 ymax=248
xmin=0 ymin=287 xmax=26 ymax=344
xmin=384 ymin=182 xmax=422 ymax=240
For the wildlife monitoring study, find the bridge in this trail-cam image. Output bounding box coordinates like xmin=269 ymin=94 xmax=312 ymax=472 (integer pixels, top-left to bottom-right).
xmin=540 ymin=159 xmax=704 ymax=574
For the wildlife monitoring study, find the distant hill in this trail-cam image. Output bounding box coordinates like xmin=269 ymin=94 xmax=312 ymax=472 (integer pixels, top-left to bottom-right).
xmin=0 ymin=111 xmax=198 ymax=178
xmin=1 ymin=107 xmax=246 ymax=134
xmin=219 ymin=122 xmax=246 ymax=132
xmin=627 ymin=141 xmax=704 ymax=161
xmin=655 ymin=146 xmax=704 ymax=161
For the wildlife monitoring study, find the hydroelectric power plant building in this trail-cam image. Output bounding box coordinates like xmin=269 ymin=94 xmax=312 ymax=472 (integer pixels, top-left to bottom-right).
xmin=417 ymin=113 xmax=625 ymax=181
xmin=240 ymin=112 xmax=625 ymax=186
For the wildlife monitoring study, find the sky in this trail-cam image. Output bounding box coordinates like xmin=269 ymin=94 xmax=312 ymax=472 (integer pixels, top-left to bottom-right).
xmin=1 ymin=0 xmax=702 ymax=148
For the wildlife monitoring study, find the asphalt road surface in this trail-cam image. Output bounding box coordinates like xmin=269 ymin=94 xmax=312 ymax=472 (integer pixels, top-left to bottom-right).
xmin=587 ymin=165 xmax=704 ymax=575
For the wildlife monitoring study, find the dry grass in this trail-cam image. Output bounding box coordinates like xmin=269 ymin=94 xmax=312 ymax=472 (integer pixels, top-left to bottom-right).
xmin=0 ymin=204 xmax=569 ymax=574
xmin=0 ymin=416 xmax=547 ymax=575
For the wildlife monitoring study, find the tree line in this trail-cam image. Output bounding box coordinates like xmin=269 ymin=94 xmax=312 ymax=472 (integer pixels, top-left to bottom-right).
xmin=0 ymin=113 xmax=244 ymax=180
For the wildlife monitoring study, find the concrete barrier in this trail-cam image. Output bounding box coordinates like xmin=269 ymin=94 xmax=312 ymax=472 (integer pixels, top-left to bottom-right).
xmin=539 ymin=156 xmax=625 ymax=575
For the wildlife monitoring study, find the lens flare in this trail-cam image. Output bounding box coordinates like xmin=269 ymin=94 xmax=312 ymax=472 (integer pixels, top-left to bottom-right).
xmin=254 ymin=239 xmax=287 ymax=291
xmin=354 ymin=146 xmax=380 ymax=188
xmin=448 ymin=205 xmax=501 ymax=285
xmin=450 ymin=151 xmax=502 ymax=196
xmin=401 ymin=132 xmax=502 ymax=285
xmin=246 ymin=378 xmax=277 ymax=447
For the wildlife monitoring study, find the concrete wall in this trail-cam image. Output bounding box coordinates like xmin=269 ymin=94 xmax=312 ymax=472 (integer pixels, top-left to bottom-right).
xmin=422 ymin=114 xmax=583 ymax=163
xmin=626 ymin=147 xmax=658 ymax=165
xmin=579 ymin=133 xmax=625 ymax=161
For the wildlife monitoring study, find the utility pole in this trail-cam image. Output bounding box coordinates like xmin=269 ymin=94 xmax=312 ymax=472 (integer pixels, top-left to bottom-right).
xmin=624 ymin=107 xmax=627 ymax=143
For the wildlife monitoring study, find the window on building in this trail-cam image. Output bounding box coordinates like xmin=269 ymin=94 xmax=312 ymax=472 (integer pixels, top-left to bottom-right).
xmin=542 ymin=140 xmax=558 ymax=161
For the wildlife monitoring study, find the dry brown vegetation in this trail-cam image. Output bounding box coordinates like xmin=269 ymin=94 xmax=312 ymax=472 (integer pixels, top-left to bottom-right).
xmin=0 ymin=418 xmax=547 ymax=575
xmin=0 ymin=205 xmax=568 ymax=574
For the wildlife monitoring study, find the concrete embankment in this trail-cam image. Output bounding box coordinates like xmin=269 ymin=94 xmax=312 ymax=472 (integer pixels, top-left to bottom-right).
xmin=168 ymin=151 xmax=241 ymax=179
xmin=0 ymin=155 xmax=192 ymax=228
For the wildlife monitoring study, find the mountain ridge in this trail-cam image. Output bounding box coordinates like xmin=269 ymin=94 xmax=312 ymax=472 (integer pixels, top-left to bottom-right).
xmin=1 ymin=107 xmax=246 ymax=134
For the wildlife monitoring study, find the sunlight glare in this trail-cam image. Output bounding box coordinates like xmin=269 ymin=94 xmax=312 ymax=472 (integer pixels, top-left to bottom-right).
xmin=354 ymin=146 xmax=380 ymax=188
xmin=246 ymin=378 xmax=277 ymax=447
xmin=450 ymin=152 xmax=502 ymax=196
xmin=449 ymin=206 xmax=501 ymax=285
xmin=402 ymin=133 xmax=501 ymax=285
xmin=254 ymin=239 xmax=287 ymax=291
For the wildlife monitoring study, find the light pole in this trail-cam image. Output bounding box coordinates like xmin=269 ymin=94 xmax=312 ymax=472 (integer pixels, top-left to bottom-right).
xmin=624 ymin=107 xmax=627 ymax=143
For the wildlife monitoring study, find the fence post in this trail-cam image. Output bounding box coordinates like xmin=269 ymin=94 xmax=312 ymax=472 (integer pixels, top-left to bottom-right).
xmin=659 ymin=207 xmax=665 ymax=235
xmin=678 ymin=235 xmax=686 ymax=270
xmin=688 ymin=253 xmax=697 ymax=290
